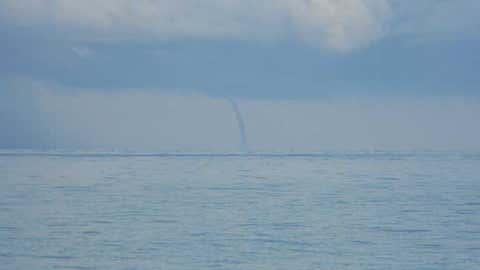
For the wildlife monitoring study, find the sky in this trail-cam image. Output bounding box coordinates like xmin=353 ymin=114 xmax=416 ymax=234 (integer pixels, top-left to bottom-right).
xmin=1 ymin=0 xmax=480 ymax=151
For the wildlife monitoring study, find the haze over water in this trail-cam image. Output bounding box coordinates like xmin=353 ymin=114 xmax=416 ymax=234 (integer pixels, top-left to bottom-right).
xmin=1 ymin=151 xmax=479 ymax=269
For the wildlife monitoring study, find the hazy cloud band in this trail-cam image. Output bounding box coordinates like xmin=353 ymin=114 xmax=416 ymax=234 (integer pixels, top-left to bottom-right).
xmin=2 ymin=81 xmax=480 ymax=151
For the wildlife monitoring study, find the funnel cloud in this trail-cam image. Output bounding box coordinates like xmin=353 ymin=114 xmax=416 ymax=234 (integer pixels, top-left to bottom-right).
xmin=227 ymin=98 xmax=248 ymax=153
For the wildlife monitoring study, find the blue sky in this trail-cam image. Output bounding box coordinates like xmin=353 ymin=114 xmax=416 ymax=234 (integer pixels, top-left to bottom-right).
xmin=1 ymin=1 xmax=480 ymax=150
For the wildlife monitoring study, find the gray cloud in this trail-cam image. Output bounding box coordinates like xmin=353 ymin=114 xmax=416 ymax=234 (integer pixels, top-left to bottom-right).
xmin=391 ymin=0 xmax=480 ymax=41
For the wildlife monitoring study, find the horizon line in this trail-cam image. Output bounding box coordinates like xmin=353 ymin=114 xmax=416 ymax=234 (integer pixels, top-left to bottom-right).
xmin=0 ymin=150 xmax=478 ymax=159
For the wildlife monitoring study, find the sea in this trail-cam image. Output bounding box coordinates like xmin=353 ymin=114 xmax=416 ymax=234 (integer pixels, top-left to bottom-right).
xmin=1 ymin=150 xmax=479 ymax=269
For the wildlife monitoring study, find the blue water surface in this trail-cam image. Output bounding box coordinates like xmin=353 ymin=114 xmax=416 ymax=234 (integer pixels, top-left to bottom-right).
xmin=1 ymin=151 xmax=479 ymax=269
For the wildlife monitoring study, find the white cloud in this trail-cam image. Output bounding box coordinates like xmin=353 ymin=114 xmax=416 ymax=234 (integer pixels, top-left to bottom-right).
xmin=1 ymin=1 xmax=479 ymax=50
xmin=0 ymin=0 xmax=391 ymax=51
xmin=287 ymin=0 xmax=391 ymax=51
